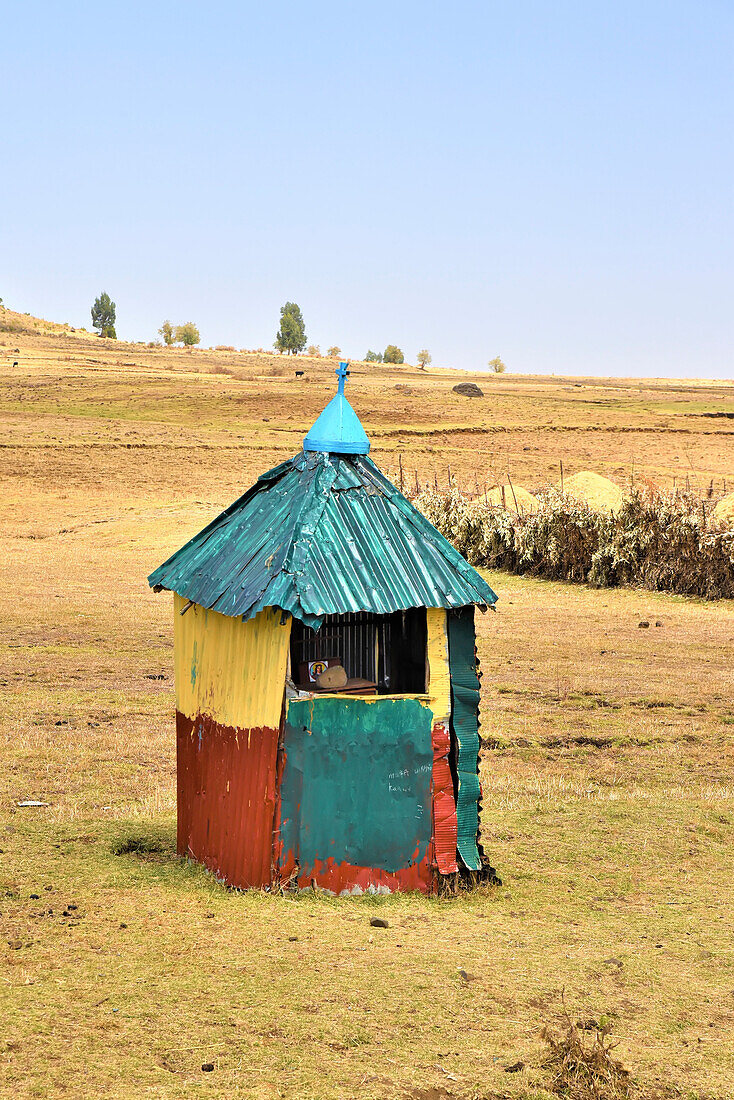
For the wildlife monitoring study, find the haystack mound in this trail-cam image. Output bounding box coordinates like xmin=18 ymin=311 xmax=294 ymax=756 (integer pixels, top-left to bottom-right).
xmin=713 ymin=491 xmax=734 ymax=526
xmin=489 ymin=484 xmax=539 ymax=514
xmin=561 ymin=471 xmax=623 ymax=513
xmin=468 ymin=484 xmax=539 ymax=515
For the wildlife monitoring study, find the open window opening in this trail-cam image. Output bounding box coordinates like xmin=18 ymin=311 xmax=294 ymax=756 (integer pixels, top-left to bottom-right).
xmin=290 ymin=609 xmax=427 ymax=695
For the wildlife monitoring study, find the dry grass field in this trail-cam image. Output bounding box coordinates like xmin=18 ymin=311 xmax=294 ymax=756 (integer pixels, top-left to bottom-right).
xmin=1 ymin=315 xmax=734 ymax=1099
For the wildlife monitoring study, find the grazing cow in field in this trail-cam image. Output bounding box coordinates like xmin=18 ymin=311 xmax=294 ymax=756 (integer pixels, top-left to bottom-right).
xmin=295 ymin=370 xmax=304 ymax=377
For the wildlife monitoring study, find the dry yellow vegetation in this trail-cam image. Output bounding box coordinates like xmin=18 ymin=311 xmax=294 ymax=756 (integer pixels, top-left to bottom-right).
xmin=713 ymin=490 xmax=734 ymax=526
xmin=561 ymin=470 xmax=624 ymax=513
xmin=475 ymin=484 xmax=540 ymax=514
xmin=1 ymin=317 xmax=734 ymax=1099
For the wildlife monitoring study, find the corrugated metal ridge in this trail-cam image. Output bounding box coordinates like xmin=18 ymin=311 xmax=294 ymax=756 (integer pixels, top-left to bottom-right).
xmin=148 ymin=450 xmax=498 ymax=626
xmin=355 ymin=455 xmax=497 ymax=605
xmin=257 ymin=456 xmax=300 ymax=483
xmin=304 ymin=493 xmax=472 ymax=615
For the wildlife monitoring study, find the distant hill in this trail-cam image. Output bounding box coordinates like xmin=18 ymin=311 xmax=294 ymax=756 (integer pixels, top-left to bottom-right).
xmin=0 ymin=303 xmax=96 ymax=340
xmin=0 ymin=301 xmax=428 ymax=375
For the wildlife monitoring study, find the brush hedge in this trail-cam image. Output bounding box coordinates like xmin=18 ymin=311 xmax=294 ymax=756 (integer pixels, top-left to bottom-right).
xmin=416 ymin=486 xmax=734 ymax=600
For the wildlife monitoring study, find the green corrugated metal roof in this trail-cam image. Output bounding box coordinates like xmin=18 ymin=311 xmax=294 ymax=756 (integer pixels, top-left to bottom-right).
xmin=148 ymin=450 xmax=497 ymax=628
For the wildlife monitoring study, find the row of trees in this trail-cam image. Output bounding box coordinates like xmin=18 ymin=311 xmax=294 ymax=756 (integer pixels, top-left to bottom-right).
xmin=91 ymin=293 xmax=201 ymax=347
xmin=307 ymin=345 xmax=342 ymax=357
xmin=366 ymin=348 xmax=506 ymax=372
xmin=272 ymin=302 xmax=508 ymax=371
xmin=365 ymin=346 xmax=407 ymax=365
xmin=158 ymin=320 xmax=201 ymax=347
xmin=275 ymin=303 xmax=416 ymax=368
xmin=91 ymin=293 xmax=507 ymax=370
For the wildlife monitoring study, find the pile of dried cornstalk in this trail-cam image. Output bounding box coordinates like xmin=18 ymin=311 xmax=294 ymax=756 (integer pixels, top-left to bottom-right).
xmin=415 ymin=485 xmax=734 ymax=600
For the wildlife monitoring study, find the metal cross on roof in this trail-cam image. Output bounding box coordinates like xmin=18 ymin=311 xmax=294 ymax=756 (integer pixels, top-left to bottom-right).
xmin=336 ymin=361 xmax=350 ymax=394
xmin=301 ymin=358 xmax=370 ymax=455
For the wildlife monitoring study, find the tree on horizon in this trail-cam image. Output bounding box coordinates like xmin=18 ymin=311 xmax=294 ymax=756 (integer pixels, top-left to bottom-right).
xmin=275 ymin=302 xmax=306 ymax=354
xmin=383 ymin=345 xmax=404 ymax=364
xmin=175 ymin=322 xmax=200 ymax=348
xmin=91 ymin=291 xmax=116 ymax=339
xmin=417 ymin=349 xmax=431 ymax=370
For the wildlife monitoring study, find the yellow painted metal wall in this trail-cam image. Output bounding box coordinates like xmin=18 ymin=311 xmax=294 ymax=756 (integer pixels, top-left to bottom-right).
xmin=426 ymin=607 xmax=451 ymax=724
xmin=174 ymin=595 xmax=291 ymax=729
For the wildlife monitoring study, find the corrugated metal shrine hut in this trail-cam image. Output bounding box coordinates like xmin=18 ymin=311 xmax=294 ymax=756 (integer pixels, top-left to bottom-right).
xmin=149 ymin=363 xmax=499 ymax=895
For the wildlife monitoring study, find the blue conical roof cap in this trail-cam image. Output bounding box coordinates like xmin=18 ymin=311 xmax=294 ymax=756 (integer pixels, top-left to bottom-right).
xmin=303 ymin=362 xmax=370 ymax=454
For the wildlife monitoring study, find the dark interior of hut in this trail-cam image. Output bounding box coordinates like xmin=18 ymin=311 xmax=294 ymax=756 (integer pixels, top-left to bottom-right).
xmin=289 ymin=609 xmax=427 ymax=696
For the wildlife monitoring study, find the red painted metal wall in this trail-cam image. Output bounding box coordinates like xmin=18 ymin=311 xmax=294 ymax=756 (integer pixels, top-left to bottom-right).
xmin=176 ymin=712 xmax=279 ymax=889
xmin=430 ymin=722 xmax=459 ymax=875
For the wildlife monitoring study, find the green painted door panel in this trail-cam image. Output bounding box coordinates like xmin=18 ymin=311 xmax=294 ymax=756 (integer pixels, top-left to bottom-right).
xmin=280 ymin=696 xmax=433 ymax=874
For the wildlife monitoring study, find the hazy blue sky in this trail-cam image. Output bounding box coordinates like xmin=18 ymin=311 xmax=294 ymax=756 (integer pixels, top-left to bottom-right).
xmin=2 ymin=1 xmax=733 ymax=377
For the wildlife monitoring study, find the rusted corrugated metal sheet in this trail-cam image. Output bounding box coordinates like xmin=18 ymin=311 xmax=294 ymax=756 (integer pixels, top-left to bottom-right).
xmin=276 ymin=853 xmax=433 ymax=895
xmin=149 ymin=451 xmax=497 ymax=628
xmin=431 ymin=722 xmax=458 ymax=874
xmin=172 ymin=595 xmax=290 ymax=890
xmin=424 ymin=609 xmax=459 ymax=874
xmin=177 ymin=712 xmax=280 ymax=889
xmin=277 ymin=695 xmax=434 ymax=892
